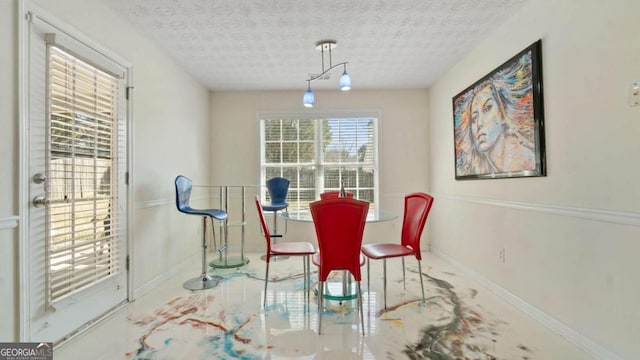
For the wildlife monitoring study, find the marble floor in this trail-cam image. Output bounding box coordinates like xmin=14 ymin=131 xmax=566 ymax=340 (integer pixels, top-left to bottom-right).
xmin=55 ymin=251 xmax=594 ymax=360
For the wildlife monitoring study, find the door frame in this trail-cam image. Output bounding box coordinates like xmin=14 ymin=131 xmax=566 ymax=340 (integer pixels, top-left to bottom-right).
xmin=17 ymin=0 xmax=135 ymax=342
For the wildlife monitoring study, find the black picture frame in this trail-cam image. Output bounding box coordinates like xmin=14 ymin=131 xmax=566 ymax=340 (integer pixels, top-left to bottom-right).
xmin=452 ymin=40 xmax=545 ymax=180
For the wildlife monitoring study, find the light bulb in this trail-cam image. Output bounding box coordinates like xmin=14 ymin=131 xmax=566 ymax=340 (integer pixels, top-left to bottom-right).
xmin=340 ymin=71 xmax=351 ymax=91
xmin=303 ymin=89 xmax=315 ymax=107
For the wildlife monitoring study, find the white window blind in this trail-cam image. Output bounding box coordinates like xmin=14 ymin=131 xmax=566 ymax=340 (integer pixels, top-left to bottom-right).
xmin=261 ymin=117 xmax=378 ymax=211
xmin=47 ymin=45 xmax=120 ymax=303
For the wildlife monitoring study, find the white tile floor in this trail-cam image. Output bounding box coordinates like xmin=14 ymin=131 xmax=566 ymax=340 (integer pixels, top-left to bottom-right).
xmin=55 ymin=251 xmax=594 ymax=359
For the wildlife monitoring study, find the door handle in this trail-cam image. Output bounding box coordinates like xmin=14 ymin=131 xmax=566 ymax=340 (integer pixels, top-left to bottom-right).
xmin=33 ymin=195 xmax=50 ymax=208
xmin=33 ymin=173 xmax=47 ymax=184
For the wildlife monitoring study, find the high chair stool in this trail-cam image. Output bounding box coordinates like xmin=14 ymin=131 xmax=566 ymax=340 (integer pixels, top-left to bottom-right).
xmin=261 ymin=177 xmax=290 ymax=260
xmin=175 ymin=175 xmax=227 ymax=290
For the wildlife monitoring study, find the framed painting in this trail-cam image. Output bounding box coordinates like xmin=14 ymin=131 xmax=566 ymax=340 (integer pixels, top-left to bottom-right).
xmin=452 ymin=40 xmax=546 ymax=180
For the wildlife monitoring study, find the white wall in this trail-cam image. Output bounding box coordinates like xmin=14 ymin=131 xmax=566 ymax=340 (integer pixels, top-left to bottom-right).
xmin=428 ymin=0 xmax=640 ymax=358
xmin=1 ymin=0 xmax=211 ymax=341
xmin=4 ymin=0 xmax=637 ymax=357
xmin=209 ymin=90 xmax=431 ymax=250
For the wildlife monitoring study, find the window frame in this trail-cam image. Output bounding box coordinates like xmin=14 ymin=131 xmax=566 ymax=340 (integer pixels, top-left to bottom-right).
xmin=259 ymin=111 xmax=380 ymax=211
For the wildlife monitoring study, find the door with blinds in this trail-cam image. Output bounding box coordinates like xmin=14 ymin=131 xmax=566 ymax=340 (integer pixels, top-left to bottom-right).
xmin=23 ymin=8 xmax=129 ymax=343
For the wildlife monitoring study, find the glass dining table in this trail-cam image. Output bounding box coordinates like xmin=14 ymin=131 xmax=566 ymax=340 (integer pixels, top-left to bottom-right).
xmin=281 ymin=208 xmax=397 ymax=223
xmin=281 ymin=207 xmax=398 ymax=303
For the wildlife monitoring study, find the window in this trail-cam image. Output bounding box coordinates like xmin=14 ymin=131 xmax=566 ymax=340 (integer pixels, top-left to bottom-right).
xmin=47 ymin=45 xmax=122 ymax=302
xmin=260 ymin=115 xmax=378 ymax=211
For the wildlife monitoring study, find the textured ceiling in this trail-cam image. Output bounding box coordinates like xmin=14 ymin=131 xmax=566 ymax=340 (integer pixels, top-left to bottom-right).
xmin=102 ymin=0 xmax=529 ymax=91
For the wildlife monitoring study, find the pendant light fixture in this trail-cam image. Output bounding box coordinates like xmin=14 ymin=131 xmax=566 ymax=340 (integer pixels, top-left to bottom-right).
xmin=303 ymin=80 xmax=315 ymax=108
xmin=303 ymin=40 xmax=351 ymax=108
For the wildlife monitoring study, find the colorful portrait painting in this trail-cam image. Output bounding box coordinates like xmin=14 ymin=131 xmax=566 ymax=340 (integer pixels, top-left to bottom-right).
xmin=452 ymin=40 xmax=546 ymax=180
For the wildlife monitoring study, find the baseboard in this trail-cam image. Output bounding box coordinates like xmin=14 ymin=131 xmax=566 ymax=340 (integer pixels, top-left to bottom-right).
xmin=132 ymin=254 xmax=195 ymax=299
xmin=432 ymin=248 xmax=624 ymax=360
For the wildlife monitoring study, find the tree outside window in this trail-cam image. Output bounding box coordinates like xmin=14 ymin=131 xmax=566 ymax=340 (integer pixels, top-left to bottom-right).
xmin=261 ymin=116 xmax=378 ymax=211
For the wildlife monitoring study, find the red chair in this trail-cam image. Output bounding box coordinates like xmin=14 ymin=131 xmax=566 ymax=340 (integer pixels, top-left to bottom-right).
xmin=255 ymin=196 xmax=316 ymax=308
xmin=309 ymin=198 xmax=369 ymax=335
xmin=319 ymin=191 xmax=354 ymax=200
xmin=360 ymin=192 xmax=434 ymax=309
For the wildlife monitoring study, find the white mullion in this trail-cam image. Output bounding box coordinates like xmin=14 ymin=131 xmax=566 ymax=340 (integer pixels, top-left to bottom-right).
xmin=315 ymin=119 xmax=323 ymax=196
xmin=45 ymin=41 xmax=55 ymax=308
xmin=354 ymin=119 xmax=360 ymax=197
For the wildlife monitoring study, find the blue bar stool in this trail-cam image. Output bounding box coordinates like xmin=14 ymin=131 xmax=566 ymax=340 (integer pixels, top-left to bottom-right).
xmin=262 ymin=177 xmax=290 ymax=235
xmin=175 ymin=175 xmax=227 ymax=290
xmin=261 ymin=177 xmax=290 ymax=261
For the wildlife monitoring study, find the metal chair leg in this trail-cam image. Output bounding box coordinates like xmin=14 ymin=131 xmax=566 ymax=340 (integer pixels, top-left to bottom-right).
xmin=302 ymin=256 xmax=307 ymax=304
xmin=366 ymin=258 xmax=370 ymax=295
xmin=383 ymin=258 xmax=387 ymax=309
xmin=183 ymin=216 xmax=223 ymax=291
xmin=264 ymin=260 xmax=270 ymax=308
xmin=223 ymin=218 xmax=229 ymax=265
xmin=272 ymin=210 xmax=278 ymax=235
xmin=318 ymin=280 xmax=324 ymax=334
xmin=308 ymin=256 xmax=311 ymax=304
xmin=209 ymin=217 xmax=218 ymax=252
xmin=417 ymin=259 xmax=425 ymax=304
xmin=358 ymin=281 xmax=364 ymax=335
xmin=402 ymin=257 xmax=406 ymax=290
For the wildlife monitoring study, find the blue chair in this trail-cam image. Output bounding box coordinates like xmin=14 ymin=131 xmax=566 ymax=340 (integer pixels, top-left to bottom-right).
xmin=175 ymin=175 xmax=227 ymax=290
xmin=262 ymin=177 xmax=290 ymax=237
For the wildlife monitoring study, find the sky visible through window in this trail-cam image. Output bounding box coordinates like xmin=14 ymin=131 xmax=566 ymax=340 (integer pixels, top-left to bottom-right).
xmin=325 ymin=118 xmax=373 ymax=157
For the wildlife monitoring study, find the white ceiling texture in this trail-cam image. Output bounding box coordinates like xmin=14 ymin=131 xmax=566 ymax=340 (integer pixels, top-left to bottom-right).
xmin=102 ymin=0 xmax=529 ymax=91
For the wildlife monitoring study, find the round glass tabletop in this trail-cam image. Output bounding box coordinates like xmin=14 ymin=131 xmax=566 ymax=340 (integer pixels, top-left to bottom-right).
xmin=281 ymin=209 xmax=397 ymax=223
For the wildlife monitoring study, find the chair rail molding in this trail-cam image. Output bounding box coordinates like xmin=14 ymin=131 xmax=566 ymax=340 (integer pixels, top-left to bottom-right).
xmin=136 ymin=194 xmax=210 ymax=210
xmin=136 ymin=198 xmax=173 ymax=209
xmin=433 ymin=193 xmax=640 ymax=227
xmin=0 ymin=216 xmax=19 ymax=230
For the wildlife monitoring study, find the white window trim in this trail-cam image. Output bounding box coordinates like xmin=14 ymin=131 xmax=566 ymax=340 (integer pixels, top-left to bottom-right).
xmin=258 ymin=110 xmax=381 ymax=209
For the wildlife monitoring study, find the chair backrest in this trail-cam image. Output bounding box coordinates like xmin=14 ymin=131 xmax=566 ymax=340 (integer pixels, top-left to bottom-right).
xmin=319 ymin=191 xmax=354 ymax=200
xmin=174 ymin=175 xmax=192 ymax=213
xmin=400 ymin=192 xmax=434 ymax=260
xmin=310 ymin=198 xmax=369 ymax=282
xmin=254 ymin=196 xmax=273 ymax=258
xmin=265 ymin=177 xmax=290 ymax=205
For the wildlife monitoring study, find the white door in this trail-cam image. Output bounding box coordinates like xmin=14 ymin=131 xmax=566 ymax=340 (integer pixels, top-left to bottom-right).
xmin=22 ymin=6 xmax=129 ymax=343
